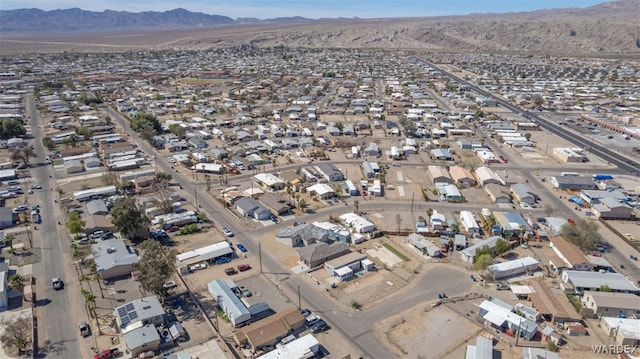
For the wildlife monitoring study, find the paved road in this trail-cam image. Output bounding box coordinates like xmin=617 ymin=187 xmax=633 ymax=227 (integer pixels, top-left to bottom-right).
xmin=418 ymin=59 xmax=639 ymax=175
xmin=26 ymin=94 xmax=82 ymax=358
xmin=106 ymin=105 xmax=639 ymax=358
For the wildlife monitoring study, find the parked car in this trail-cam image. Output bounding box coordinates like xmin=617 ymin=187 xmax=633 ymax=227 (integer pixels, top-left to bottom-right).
xmin=309 ymin=319 xmax=328 ymax=334
xmin=237 ymin=264 xmax=251 ymax=272
xmin=241 ymin=286 xmax=252 ymax=297
xmin=30 ymin=184 xmax=42 ymax=189
xmin=52 ymin=277 xmax=64 ymax=290
xmin=225 ymin=267 xmax=238 ymax=275
xmin=79 ymin=322 xmax=91 ymax=337
xmin=496 ymin=282 xmax=509 ymax=290
xmin=567 ymin=218 xmax=576 ymax=225
xmin=101 ymin=231 xmax=114 ymax=239
xmin=76 ymin=237 xmax=90 ymax=245
xmin=236 ymin=243 xmax=247 ymax=252
xmin=89 ymin=230 xmax=104 ymax=239
xmin=215 ymin=256 xmax=232 ymax=265
xmin=163 ymin=280 xmax=177 ymax=289
xmin=12 ymin=205 xmax=29 ymax=213
xmin=299 ymin=309 xmax=312 ymax=318
xmin=94 ymin=348 xmax=120 ymax=359
xmin=166 ymin=226 xmax=180 ymax=233
xmin=190 ymin=263 xmax=208 ymax=271
xmin=631 ymin=255 xmax=638 ymax=261
xmin=222 ymin=227 xmax=234 ymax=237
xmin=305 ymin=314 xmax=322 ymax=327
xmin=270 ymin=215 xmax=278 ymax=223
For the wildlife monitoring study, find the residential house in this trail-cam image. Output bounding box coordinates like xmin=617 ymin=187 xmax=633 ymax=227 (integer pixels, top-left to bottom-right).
xmin=113 ymin=296 xmax=166 ymax=333
xmin=431 ymin=148 xmax=453 ymax=161
xmin=208 ymin=279 xmax=251 ymax=327
xmin=592 ymin=198 xmax=634 ymax=220
xmin=258 ymin=192 xmax=292 ymax=216
xmin=582 ymin=291 xmax=640 ymax=318
xmin=86 ymin=199 xmax=109 ymax=215
xmin=475 ymin=166 xmax=504 ymax=186
xmin=123 ymin=325 xmax=161 ymax=357
xmin=297 ymin=242 xmax=350 ymax=268
xmin=275 ymin=224 xmax=328 ymax=247
xmin=307 ymin=183 xmax=335 ymax=200
xmin=549 ymin=176 xmax=597 ymax=190
xmin=458 ymin=236 xmax=504 ymax=263
xmin=315 ymin=163 xmax=344 ymax=182
xmin=252 ymin=173 xmax=286 ymax=191
xmin=484 ymin=184 xmax=511 ymax=204
xmin=561 ymin=271 xmax=640 ymax=294
xmin=449 ymin=166 xmax=476 ymax=187
xmin=510 ymin=183 xmax=537 ymax=204
xmin=549 ymin=236 xmax=593 ymax=271
xmin=427 ymin=165 xmax=452 ymax=184
xmin=233 ymin=307 xmax=305 ymax=352
xmin=235 ymin=197 xmax=272 ymax=220
xmin=92 ymin=239 xmax=139 ymax=280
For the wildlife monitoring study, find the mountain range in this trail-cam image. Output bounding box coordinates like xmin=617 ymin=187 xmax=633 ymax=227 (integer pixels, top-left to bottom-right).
xmin=0 ymin=1 xmax=638 ymax=56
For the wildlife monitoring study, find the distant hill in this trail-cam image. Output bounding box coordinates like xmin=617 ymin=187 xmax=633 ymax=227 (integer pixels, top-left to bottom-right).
xmin=0 ymin=1 xmax=638 ymax=56
xmin=0 ymin=8 xmax=235 ymax=32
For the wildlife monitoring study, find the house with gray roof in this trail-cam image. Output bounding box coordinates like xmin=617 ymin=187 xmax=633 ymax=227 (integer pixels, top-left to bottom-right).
xmin=123 ymin=324 xmax=160 ymax=357
xmin=561 ymin=270 xmax=640 ymax=295
xmin=114 ymin=296 xmax=165 ymax=333
xmin=93 ymin=239 xmax=138 ymax=280
xmin=64 ymin=159 xmax=83 ymax=174
xmin=235 ymin=197 xmax=272 ymax=220
xmin=208 ymin=279 xmax=251 ymax=327
xmin=315 ymin=163 xmax=344 ymax=182
xmin=276 ymin=224 xmax=328 ymax=247
xmin=86 ymin=199 xmax=109 ymax=215
xmin=549 ymin=176 xmax=597 ymax=190
xmin=510 ymin=183 xmax=538 ymax=204
xmin=297 ymin=242 xmax=350 ymax=268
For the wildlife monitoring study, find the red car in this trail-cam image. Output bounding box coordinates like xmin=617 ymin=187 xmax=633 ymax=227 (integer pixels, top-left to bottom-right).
xmin=94 ymin=348 xmax=120 ymax=359
xmin=567 ymin=218 xmax=576 ymax=225
xmin=237 ymin=264 xmax=251 ymax=272
xmin=166 ymin=225 xmax=180 ymax=233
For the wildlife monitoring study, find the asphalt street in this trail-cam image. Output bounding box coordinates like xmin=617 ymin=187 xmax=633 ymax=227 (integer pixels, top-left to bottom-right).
xmin=106 ymin=97 xmax=640 ymax=358
xmin=27 ymin=94 xmax=82 ymax=358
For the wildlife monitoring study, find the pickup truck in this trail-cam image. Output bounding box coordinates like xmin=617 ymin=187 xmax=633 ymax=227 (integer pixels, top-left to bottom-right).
xmin=94 ymin=348 xmax=120 ymax=359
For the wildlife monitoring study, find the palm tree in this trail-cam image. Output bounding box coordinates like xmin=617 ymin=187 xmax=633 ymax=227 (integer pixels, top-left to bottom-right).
xmin=81 ymin=289 xmax=97 ymax=318
xmin=297 ymin=198 xmax=307 ymax=211
xmin=353 ymin=200 xmax=359 ymax=213
xmin=4 ymin=233 xmax=15 ymax=250
xmin=8 ymin=273 xmax=26 ymax=300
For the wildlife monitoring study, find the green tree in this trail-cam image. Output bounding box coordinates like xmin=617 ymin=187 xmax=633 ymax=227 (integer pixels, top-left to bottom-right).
xmin=599 ymin=285 xmax=612 ymax=292
xmin=155 ymin=172 xmax=173 ymax=185
xmin=74 ymin=126 xmax=92 ymax=138
xmin=8 ymin=273 xmax=26 ymax=300
xmin=494 ymin=239 xmax=511 ymax=255
xmin=0 ymin=316 xmax=31 ymax=354
xmin=3 ymin=233 xmax=15 ymax=250
xmin=42 ymin=136 xmax=56 ymax=150
xmin=524 ymin=132 xmax=532 ymax=141
xmin=168 ymin=124 xmax=186 ymax=138
xmin=81 ymin=289 xmax=97 ymax=318
xmin=532 ymin=95 xmax=544 ymax=106
xmin=474 ymin=253 xmax=493 ymax=271
xmin=297 ymin=198 xmax=307 ymax=211
xmin=66 ymin=212 xmax=84 ymax=235
xmin=559 ymin=218 xmax=601 ymax=251
xmin=110 ymin=197 xmax=150 ymax=241
xmin=0 ymin=119 xmax=26 ymax=139
xmin=129 ymin=112 xmax=161 ymax=143
xmin=135 ymin=239 xmax=176 ymax=297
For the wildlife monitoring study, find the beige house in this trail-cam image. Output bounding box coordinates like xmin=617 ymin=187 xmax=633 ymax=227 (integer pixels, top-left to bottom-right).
xmin=449 ymin=165 xmax=476 ymax=187
xmin=427 ymin=165 xmax=452 ymax=184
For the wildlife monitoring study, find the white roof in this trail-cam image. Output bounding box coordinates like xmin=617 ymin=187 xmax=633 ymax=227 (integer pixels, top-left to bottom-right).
xmin=177 ymin=241 xmax=233 ymax=265
xmin=307 ymin=183 xmax=334 ymax=196
xmin=258 ymin=334 xmax=319 ymax=359
xmin=563 ymin=270 xmax=638 ymax=292
xmin=488 ymin=257 xmax=538 ymax=273
xmin=252 ymin=172 xmax=285 ymax=187
xmin=602 ymin=318 xmax=640 ymax=340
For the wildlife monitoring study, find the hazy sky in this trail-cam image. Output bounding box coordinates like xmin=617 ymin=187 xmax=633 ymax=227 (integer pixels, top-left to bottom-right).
xmin=1 ymin=0 xmax=608 ymax=19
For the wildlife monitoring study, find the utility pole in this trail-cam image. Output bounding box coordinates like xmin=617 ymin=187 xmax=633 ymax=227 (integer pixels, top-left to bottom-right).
xmin=297 ymin=285 xmax=301 ymax=309
xmin=259 ymin=241 xmax=263 ymax=273
xmin=194 ymin=188 xmax=198 ymax=209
